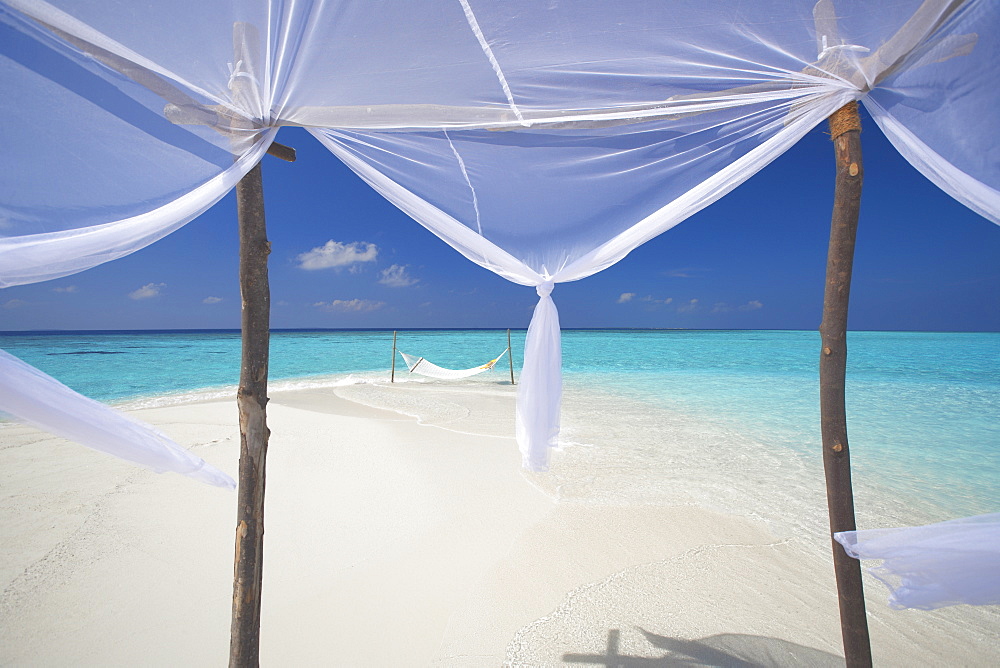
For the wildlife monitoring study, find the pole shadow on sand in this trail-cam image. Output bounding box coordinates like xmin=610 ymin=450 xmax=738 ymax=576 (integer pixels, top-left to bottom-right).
xmin=563 ymin=628 xmax=842 ymax=667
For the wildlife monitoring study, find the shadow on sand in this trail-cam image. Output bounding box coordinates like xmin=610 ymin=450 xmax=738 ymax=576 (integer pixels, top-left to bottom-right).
xmin=563 ymin=628 xmax=842 ymax=667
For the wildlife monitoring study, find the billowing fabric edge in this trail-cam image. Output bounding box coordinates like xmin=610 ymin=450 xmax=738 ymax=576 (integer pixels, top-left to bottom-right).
xmin=0 ymin=131 xmax=276 ymax=287
xmin=0 ymin=349 xmax=235 ymax=489
xmin=835 ymin=513 xmax=1000 ymax=610
xmin=864 ymin=96 xmax=1000 ymax=226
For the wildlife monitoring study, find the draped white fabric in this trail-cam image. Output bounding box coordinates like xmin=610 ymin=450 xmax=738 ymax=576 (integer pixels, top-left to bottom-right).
xmin=516 ymin=282 xmax=562 ymax=471
xmin=0 ymin=350 xmax=235 ymax=488
xmin=0 ymin=135 xmax=275 ymax=287
xmin=1 ymin=0 xmax=998 ymax=474
xmin=835 ymin=514 xmax=1000 ymax=610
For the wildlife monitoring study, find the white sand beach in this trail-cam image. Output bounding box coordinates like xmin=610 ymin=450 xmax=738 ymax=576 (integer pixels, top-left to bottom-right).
xmin=1 ymin=380 xmax=997 ymax=666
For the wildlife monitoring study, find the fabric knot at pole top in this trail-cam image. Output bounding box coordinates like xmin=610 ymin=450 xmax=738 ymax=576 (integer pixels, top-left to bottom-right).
xmin=536 ymin=280 xmax=554 ymax=298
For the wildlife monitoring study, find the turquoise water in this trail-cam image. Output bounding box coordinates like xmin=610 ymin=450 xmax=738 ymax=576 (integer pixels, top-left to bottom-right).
xmin=0 ymin=329 xmax=521 ymax=401
xmin=558 ymin=330 xmax=999 ymax=525
xmin=2 ymin=328 xmax=997 ymax=522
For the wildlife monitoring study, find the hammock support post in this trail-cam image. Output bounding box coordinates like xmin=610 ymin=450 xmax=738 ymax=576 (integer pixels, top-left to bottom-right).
xmin=820 ymin=101 xmax=872 ymax=668
xmin=391 ymin=330 xmax=397 ymax=383
xmin=508 ymin=329 xmax=515 ymax=385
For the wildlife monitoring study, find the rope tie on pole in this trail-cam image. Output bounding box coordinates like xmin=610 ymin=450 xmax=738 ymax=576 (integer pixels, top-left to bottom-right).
xmin=829 ymin=101 xmax=862 ymax=139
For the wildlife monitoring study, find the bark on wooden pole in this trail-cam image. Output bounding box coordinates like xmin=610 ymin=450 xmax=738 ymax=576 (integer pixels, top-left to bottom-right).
xmin=266 ymin=142 xmax=297 ymax=163
xmin=508 ymin=328 xmax=515 ymax=385
xmin=391 ymin=330 xmax=397 ymax=382
xmin=228 ymin=148 xmax=294 ymax=668
xmin=229 ymin=21 xmax=274 ymax=668
xmin=820 ymin=101 xmax=872 ymax=667
xmin=230 ymin=161 xmax=270 ymax=667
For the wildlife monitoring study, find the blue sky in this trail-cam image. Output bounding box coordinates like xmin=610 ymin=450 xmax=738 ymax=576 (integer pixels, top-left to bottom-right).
xmin=2 ymin=107 xmax=998 ymax=332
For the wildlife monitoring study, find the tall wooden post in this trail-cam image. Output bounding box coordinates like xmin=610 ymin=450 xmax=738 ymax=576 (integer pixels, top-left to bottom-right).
xmin=391 ymin=330 xmax=397 ymax=382
xmin=228 ymin=21 xmax=271 ymax=668
xmin=228 ymin=147 xmax=294 ymax=668
xmin=820 ymin=101 xmax=872 ymax=667
xmin=230 ymin=162 xmax=270 ymax=667
xmin=508 ymin=328 xmax=515 ymax=385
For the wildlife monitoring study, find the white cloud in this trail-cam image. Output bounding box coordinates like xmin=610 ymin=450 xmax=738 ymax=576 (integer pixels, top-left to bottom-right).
xmin=128 ymin=282 xmax=165 ymax=300
xmin=52 ymin=285 xmax=78 ymax=293
xmin=378 ymin=264 xmax=418 ymax=288
xmin=203 ymin=296 xmax=223 ymax=304
xmin=314 ymin=299 xmax=385 ymax=313
xmin=639 ymin=295 xmax=672 ymax=306
xmin=713 ymin=299 xmax=763 ymax=314
xmin=3 ymin=298 xmax=27 ymax=309
xmin=665 ymin=268 xmax=703 ymax=278
xmin=677 ymin=298 xmax=699 ymax=313
xmin=297 ymin=240 xmax=377 ymax=270
xmin=617 ymin=292 xmax=636 ymax=303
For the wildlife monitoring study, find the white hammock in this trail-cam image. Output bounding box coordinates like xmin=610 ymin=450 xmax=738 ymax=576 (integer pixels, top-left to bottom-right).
xmin=399 ymin=349 xmax=508 ymax=380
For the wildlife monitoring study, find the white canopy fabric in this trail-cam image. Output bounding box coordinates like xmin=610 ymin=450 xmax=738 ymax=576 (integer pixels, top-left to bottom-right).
xmin=0 ymin=349 xmax=235 ymax=488
xmin=835 ymin=513 xmax=1000 ymax=610
xmin=1 ymin=1 xmax=998 ymax=475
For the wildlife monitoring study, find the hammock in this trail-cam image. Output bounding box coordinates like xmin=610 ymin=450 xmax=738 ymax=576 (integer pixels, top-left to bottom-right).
xmin=399 ymin=349 xmax=508 ymax=380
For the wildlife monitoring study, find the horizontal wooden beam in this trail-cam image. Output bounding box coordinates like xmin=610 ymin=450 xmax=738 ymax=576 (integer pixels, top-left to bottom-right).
xmin=266 ymin=142 xmax=296 ymax=162
xmin=163 ymin=86 xmax=798 ymax=132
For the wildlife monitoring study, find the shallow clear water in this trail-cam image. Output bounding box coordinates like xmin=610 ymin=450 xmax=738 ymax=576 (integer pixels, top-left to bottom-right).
xmin=558 ymin=330 xmax=999 ymax=524
xmin=0 ymin=329 xmax=519 ymax=401
xmin=2 ymin=328 xmax=997 ymax=526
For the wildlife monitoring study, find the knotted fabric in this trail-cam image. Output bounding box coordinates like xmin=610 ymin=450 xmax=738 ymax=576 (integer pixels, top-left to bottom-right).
xmin=516 ymin=280 xmax=561 ymax=470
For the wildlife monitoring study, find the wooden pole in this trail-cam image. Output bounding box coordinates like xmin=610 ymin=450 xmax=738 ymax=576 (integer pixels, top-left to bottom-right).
xmin=508 ymin=328 xmax=515 ymax=385
xmin=266 ymin=142 xmax=297 ymax=163
xmin=391 ymin=330 xmax=397 ymax=383
xmin=820 ymin=101 xmax=872 ymax=667
xmin=227 ymin=22 xmax=282 ymax=668
xmin=230 ymin=161 xmax=270 ymax=668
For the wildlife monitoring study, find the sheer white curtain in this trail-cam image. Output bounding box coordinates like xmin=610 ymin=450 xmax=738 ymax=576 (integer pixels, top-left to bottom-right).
xmin=1 ymin=0 xmax=997 ymax=477
xmin=0 ymin=135 xmax=274 ymax=287
xmin=305 ymin=0 xmax=998 ymax=468
xmin=0 ymin=350 xmax=235 ymax=488
xmin=835 ymin=513 xmax=1000 ymax=610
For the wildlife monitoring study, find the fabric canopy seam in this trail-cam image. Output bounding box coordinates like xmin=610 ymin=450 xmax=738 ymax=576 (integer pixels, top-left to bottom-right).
xmin=458 ymin=0 xmax=525 ymax=125
xmin=310 ymin=128 xmax=544 ymax=287
xmin=444 ymin=129 xmax=485 ymax=237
